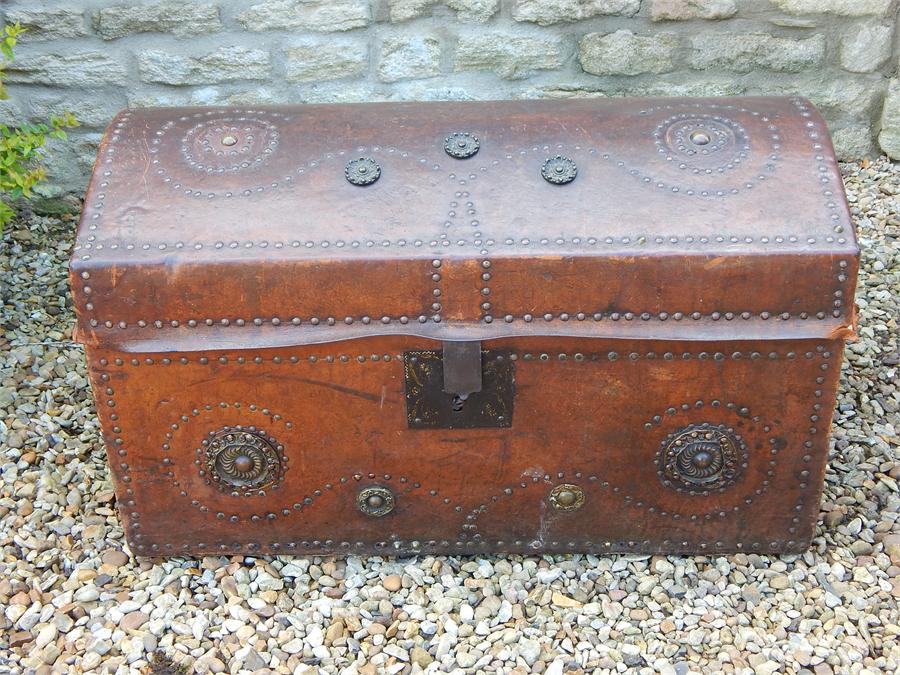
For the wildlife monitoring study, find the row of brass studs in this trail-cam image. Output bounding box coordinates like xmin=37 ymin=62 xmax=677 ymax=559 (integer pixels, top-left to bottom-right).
xmin=75 ymin=231 xmax=849 ymax=253
xmin=97 ymin=348 xmax=828 ymax=368
xmin=791 ymin=98 xmax=846 ymax=235
xmin=83 ymin=306 xmax=841 ymax=330
xmin=135 ymin=537 xmax=807 ymax=554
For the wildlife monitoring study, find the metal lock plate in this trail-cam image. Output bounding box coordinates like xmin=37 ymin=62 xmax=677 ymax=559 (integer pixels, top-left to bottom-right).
xmin=404 ymin=343 xmax=515 ymax=429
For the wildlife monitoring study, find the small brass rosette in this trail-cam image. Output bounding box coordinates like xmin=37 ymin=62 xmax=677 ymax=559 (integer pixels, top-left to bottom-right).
xmin=358 ymin=486 xmax=395 ymax=517
xmin=549 ymin=484 xmax=585 ymax=511
xmin=541 ymin=155 xmax=577 ymax=184
xmin=444 ymin=132 xmax=480 ymax=159
xmin=345 ymin=157 xmax=381 ymax=185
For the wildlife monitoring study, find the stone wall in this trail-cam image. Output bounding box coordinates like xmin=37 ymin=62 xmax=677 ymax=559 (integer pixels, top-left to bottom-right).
xmin=1 ymin=0 xmax=898 ymax=198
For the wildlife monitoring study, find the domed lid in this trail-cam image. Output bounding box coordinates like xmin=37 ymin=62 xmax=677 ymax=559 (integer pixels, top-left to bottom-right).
xmin=70 ymin=97 xmax=858 ymax=352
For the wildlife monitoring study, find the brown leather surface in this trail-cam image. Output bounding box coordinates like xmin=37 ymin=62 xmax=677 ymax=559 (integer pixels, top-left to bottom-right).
xmin=70 ymin=97 xmax=858 ymax=555
xmin=70 ymin=97 xmax=857 ymax=350
xmin=86 ymin=337 xmax=842 ymax=556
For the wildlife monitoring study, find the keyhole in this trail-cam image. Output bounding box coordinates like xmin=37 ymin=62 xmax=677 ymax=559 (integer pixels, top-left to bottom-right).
xmin=451 ymin=395 xmax=466 ymax=413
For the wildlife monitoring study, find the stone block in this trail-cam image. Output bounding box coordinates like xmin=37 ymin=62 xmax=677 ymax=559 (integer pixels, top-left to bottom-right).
xmin=877 ymin=79 xmax=900 ymax=159
xmin=378 ymin=36 xmax=441 ymax=83
xmin=0 ymin=99 xmax=22 ymax=127
xmin=521 ymin=80 xmax=745 ymax=99
xmin=191 ymin=87 xmax=297 ymax=106
xmin=649 ymin=0 xmax=737 ymax=21
xmin=831 ymin=125 xmax=876 ymax=160
xmin=29 ymin=95 xmax=126 ymax=129
xmin=389 ymin=0 xmax=499 ymax=22
xmin=769 ymin=17 xmax=819 ymax=28
xmin=93 ymin=2 xmax=221 ymax=39
xmin=286 ymin=38 xmax=368 ymax=82
xmin=839 ymin=23 xmax=893 ymax=73
xmin=5 ymin=51 xmax=128 ymax=87
xmin=223 ymin=88 xmax=284 ymax=105
xmin=127 ymin=92 xmax=191 ymax=108
xmin=770 ymin=0 xmax=893 ymax=16
xmin=518 ymin=85 xmax=610 ymax=99
xmin=35 ymin=131 xmax=100 ymax=195
xmin=632 ymin=81 xmax=746 ymax=97
xmin=293 ymin=83 xmax=379 ymax=103
xmin=138 ymin=47 xmax=270 ymax=85
xmin=455 ymin=33 xmax=564 ymax=80
xmin=73 ymin=133 xmax=105 ymax=172
xmin=580 ymin=30 xmax=678 ymax=76
xmin=803 ymin=77 xmax=883 ymax=119
xmin=512 ymin=0 xmax=639 ymax=25
xmin=188 ymin=87 xmax=228 ymax=105
xmin=4 ymin=7 xmax=88 ymax=41
xmin=389 ymin=83 xmax=475 ymax=101
xmin=238 ymin=0 xmax=370 ymax=32
xmin=388 ymin=0 xmax=435 ymax=21
xmin=689 ymin=33 xmax=825 ymax=73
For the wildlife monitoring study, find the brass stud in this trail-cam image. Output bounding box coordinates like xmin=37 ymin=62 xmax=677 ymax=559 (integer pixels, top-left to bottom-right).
xmin=549 ymin=484 xmax=585 ymax=511
xmin=689 ymin=130 xmax=711 ymax=146
xmin=358 ymin=486 xmax=394 ymax=517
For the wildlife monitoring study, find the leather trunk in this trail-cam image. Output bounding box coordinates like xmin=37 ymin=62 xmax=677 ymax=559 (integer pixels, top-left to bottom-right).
xmin=70 ymin=97 xmax=858 ymax=557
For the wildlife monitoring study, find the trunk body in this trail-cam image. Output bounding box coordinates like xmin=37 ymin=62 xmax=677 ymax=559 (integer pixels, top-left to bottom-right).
xmin=71 ymin=98 xmax=858 ymax=556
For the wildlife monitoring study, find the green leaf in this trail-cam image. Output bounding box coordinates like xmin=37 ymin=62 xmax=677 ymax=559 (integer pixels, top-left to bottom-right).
xmin=0 ymin=22 xmax=75 ymax=224
xmin=0 ymin=199 xmax=14 ymax=231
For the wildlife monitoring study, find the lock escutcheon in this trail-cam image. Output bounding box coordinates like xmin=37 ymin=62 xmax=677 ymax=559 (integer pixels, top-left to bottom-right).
xmin=404 ymin=344 xmax=515 ymax=429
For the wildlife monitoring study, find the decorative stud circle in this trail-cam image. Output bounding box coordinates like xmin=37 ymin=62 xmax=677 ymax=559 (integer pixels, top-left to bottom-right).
xmin=444 ymin=132 xmax=480 ymax=159
xmin=659 ymin=423 xmax=746 ymax=494
xmin=203 ymin=426 xmax=285 ymax=496
xmin=549 ymin=484 xmax=585 ymax=511
xmin=149 ymin=110 xmax=290 ymax=197
xmin=345 ymin=157 xmax=381 ymax=186
xmin=659 ymin=114 xmax=750 ymax=172
xmin=358 ymin=486 xmax=394 ymax=517
xmin=182 ymin=116 xmax=280 ymax=174
xmin=541 ymin=155 xmax=577 ymax=184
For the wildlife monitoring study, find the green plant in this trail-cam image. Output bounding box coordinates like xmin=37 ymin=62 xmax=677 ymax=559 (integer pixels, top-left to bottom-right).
xmin=0 ymin=23 xmax=78 ymax=229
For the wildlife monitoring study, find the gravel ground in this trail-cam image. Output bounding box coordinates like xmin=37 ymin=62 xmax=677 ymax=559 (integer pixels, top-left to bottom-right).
xmin=0 ymin=158 xmax=898 ymax=675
